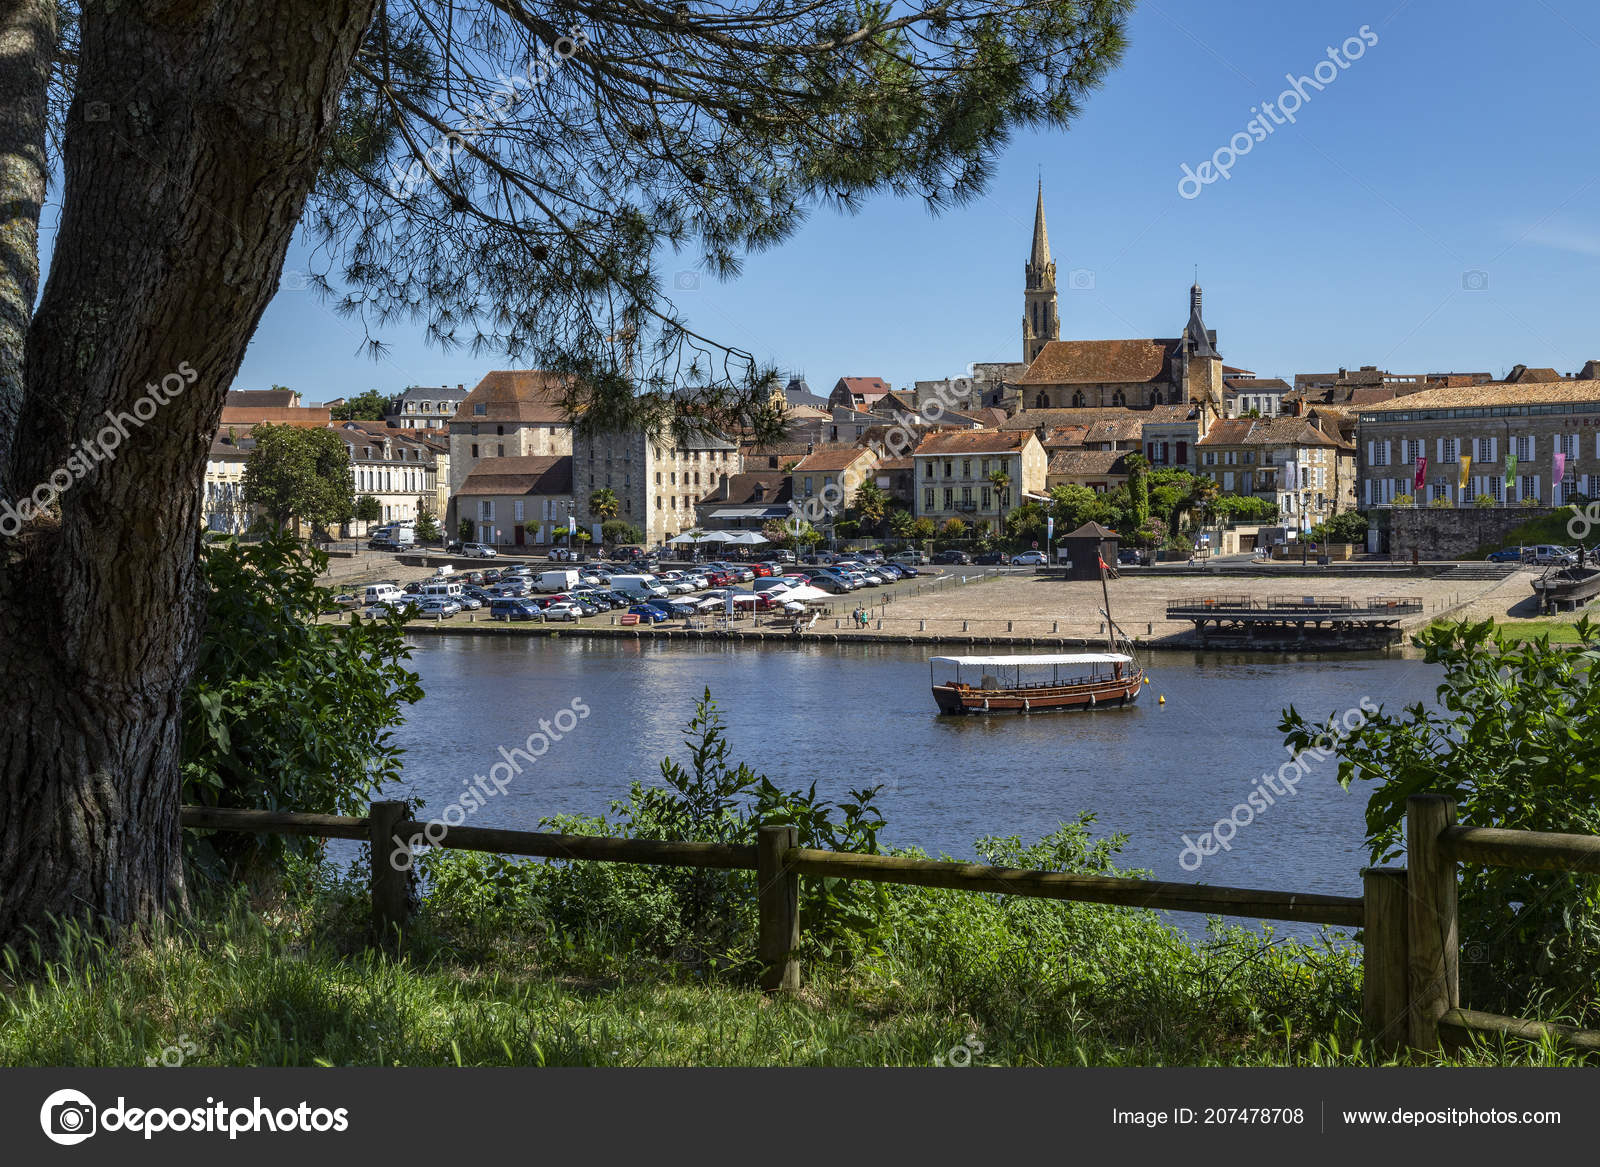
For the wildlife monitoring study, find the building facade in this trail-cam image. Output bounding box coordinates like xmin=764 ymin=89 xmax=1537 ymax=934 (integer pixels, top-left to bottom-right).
xmin=455 ymin=455 xmax=574 ymax=547
xmin=912 ymin=430 xmax=1047 ymax=531
xmin=573 ymin=424 xmax=739 ymax=545
xmin=387 ymin=384 xmax=468 ymax=430
xmin=1356 ymin=380 xmax=1600 ymax=507
xmin=336 ymin=421 xmax=446 ymax=531
xmin=1196 ymin=417 xmax=1355 ymax=529
xmin=445 ymin=370 xmax=573 ymax=529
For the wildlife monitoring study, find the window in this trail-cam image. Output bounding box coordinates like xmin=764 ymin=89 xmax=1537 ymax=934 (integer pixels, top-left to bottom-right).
xmin=470 ymin=444 xmax=479 ymax=458
xmin=1440 ymin=438 xmax=1456 ymax=464
xmin=1521 ymin=474 xmax=1537 ymax=501
xmin=513 ymin=501 xmax=525 ymax=521
xmin=478 ymin=501 xmax=493 ymax=521
xmin=1111 ymin=390 xmax=1125 ymax=406
xmin=803 ymin=476 xmax=813 ymax=496
xmin=981 ymin=487 xmax=991 ymax=508
xmin=496 ymin=425 xmax=504 ymax=436
xmin=961 ymin=460 xmax=971 ymax=478
xmin=1203 ymin=451 xmax=1216 ymax=466
xmin=943 ymin=460 xmax=953 ymax=477
xmin=960 ymin=486 xmax=972 ymax=505
xmin=943 ymin=488 xmax=953 ymax=509
xmin=1560 ymin=433 xmax=1580 ymax=457
xmin=1071 ymin=392 xmax=1085 ymax=407
xmin=1515 ymin=435 xmax=1535 ymax=460
xmin=496 ymin=444 xmax=505 ymax=457
xmin=1489 ymin=475 xmax=1503 ymax=503
xmin=924 ymin=488 xmax=935 ymax=510
xmin=924 ymin=461 xmax=934 ymax=478
xmin=473 ymin=404 xmax=486 ymax=416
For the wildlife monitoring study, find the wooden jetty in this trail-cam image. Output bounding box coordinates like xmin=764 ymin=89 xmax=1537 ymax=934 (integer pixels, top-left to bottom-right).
xmin=1166 ymin=593 xmax=1423 ymax=647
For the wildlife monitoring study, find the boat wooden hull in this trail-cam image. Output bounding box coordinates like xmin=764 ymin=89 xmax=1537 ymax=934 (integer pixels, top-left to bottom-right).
xmin=932 ymin=672 xmax=1144 ymax=715
xmin=1533 ymin=567 xmax=1600 ymax=613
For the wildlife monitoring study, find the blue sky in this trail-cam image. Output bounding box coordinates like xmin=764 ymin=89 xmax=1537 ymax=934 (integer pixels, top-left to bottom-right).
xmin=230 ymin=0 xmax=1600 ymax=400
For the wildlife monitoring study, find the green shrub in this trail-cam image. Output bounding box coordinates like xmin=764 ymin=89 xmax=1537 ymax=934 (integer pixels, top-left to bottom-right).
xmin=1474 ymin=494 xmax=1498 ymax=509
xmin=1282 ymin=619 xmax=1600 ymax=1021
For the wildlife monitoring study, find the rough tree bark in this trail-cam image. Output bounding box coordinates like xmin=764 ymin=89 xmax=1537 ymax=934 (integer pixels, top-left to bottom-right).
xmin=0 ymin=1 xmax=377 ymax=943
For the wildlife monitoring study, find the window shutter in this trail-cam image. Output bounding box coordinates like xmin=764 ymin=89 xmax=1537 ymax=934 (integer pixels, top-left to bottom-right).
xmin=1534 ymin=476 xmax=1542 ymax=502
xmin=1488 ymin=436 xmax=1497 ymax=462
xmin=1528 ymin=436 xmax=1536 ymax=460
xmin=1363 ymin=479 xmax=1372 ymax=505
xmin=1367 ymin=440 xmax=1375 ymax=463
xmin=1383 ymin=441 xmax=1393 ymax=466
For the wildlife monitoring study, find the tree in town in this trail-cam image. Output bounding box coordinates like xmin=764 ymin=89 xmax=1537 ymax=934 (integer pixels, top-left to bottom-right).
xmin=1282 ymin=620 xmax=1600 ymax=1017
xmin=353 ymin=494 xmax=383 ymax=525
xmin=589 ymin=488 xmax=620 ymax=522
xmin=414 ymin=503 xmax=440 ymax=542
xmin=0 ymin=0 xmax=1134 ymax=941
xmin=987 ymin=468 xmax=1011 ymax=532
xmin=183 ymin=532 xmax=421 ymax=883
xmin=241 ymin=425 xmax=355 ymax=534
xmin=1308 ymin=510 xmax=1368 ymax=545
xmin=601 ymin=519 xmax=643 ymax=545
xmin=909 ymin=517 xmax=938 ymax=543
xmin=457 ymin=518 xmax=476 ymax=544
xmin=1122 ymin=453 xmax=1149 ymax=538
xmin=939 ymin=518 xmax=968 ymax=541
xmin=1211 ymin=494 xmax=1277 ymax=523
xmin=330 ymin=389 xmax=390 ymax=421
xmin=1004 ymin=499 xmax=1049 ymax=547
xmin=1048 ymin=484 xmax=1103 ymax=533
xmin=887 ymin=508 xmax=914 ymax=540
xmin=851 ymin=481 xmax=890 ymax=536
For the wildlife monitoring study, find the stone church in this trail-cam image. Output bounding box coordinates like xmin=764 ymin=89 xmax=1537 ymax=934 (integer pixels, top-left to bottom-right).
xmin=1017 ymin=184 xmax=1224 ymax=415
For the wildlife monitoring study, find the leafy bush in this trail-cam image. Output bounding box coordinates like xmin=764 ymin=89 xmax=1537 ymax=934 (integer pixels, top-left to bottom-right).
xmin=1281 ymin=620 xmax=1600 ymax=1021
xmin=1474 ymin=494 xmax=1498 ymax=509
xmin=1393 ymin=493 xmax=1415 ymax=507
xmin=422 ymin=690 xmax=888 ymax=976
xmin=1309 ymin=511 xmax=1368 ymax=545
xmin=182 ymin=533 xmax=423 ymax=882
xmin=1430 ymin=496 xmax=1454 ymax=509
xmin=601 ymin=520 xmax=644 ymax=544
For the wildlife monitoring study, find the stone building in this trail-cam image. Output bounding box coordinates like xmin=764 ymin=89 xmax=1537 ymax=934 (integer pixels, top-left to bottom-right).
xmin=1196 ymin=416 xmax=1355 ymax=528
xmin=455 ymin=455 xmax=574 ymax=548
xmin=572 ymin=423 xmax=739 ymax=545
xmin=1356 ymin=379 xmax=1600 ymax=507
xmin=445 ymin=370 xmax=573 ymax=529
xmin=911 ymin=429 xmax=1047 ymax=532
xmin=1023 ymin=180 xmax=1060 ymax=364
xmin=335 ymin=420 xmax=447 ymax=531
xmin=387 ymin=384 xmax=468 ymax=430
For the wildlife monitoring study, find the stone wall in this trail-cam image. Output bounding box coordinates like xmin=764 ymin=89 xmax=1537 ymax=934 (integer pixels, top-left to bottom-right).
xmin=1387 ymin=504 xmax=1557 ymax=559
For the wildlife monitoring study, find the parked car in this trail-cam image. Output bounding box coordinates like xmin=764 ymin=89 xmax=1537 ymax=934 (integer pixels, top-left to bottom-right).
xmin=1118 ymin=549 xmax=1142 ymax=566
xmin=542 ymin=601 xmax=584 ymax=622
xmin=1531 ymin=547 xmax=1580 ymax=566
xmin=973 ymin=551 xmax=1006 ymax=565
xmin=876 ymin=563 xmax=906 ymax=580
xmin=889 ymin=551 xmax=927 ymax=566
xmin=932 ymin=550 xmax=971 ymax=565
xmin=627 ymin=603 xmax=669 ymax=623
xmin=750 ymin=564 xmax=773 ymax=578
xmin=454 ymin=595 xmax=483 ymax=610
xmin=417 ymin=597 xmax=461 ymax=618
xmin=489 ymin=598 xmax=540 ymax=621
xmin=461 ymin=542 xmax=498 ymax=558
xmin=1486 ymin=548 xmax=1524 ymax=563
xmin=650 ymin=598 xmax=699 ymax=618
xmin=770 ymin=549 xmax=796 ymax=563
xmin=1011 ymin=550 xmax=1048 ymax=566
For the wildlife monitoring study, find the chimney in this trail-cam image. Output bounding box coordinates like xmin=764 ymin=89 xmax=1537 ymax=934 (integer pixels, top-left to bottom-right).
xmin=806 ymin=441 xmax=814 ymax=454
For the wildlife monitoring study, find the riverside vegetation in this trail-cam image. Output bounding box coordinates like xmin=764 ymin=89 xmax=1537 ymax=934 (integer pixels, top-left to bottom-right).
xmin=0 ymin=540 xmax=1593 ymax=1066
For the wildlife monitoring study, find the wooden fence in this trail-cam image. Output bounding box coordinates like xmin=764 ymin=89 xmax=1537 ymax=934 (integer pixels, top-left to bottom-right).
xmin=180 ymin=793 xmax=1600 ymax=1053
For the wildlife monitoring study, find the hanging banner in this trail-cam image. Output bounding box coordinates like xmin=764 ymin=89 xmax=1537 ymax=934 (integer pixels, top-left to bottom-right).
xmin=1414 ymin=455 xmax=1427 ymax=492
xmin=1554 ymin=451 xmax=1567 ymax=486
xmin=1282 ymin=460 xmax=1297 ymax=491
xmin=1458 ymin=453 xmax=1472 ymax=493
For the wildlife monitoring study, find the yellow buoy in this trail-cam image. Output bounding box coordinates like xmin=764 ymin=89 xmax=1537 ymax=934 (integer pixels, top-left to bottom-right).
xmin=1158 ymin=695 xmax=1166 ymax=704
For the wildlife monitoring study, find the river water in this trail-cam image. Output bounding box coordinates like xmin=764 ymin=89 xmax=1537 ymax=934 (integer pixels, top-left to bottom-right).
xmin=375 ymin=636 xmax=1442 ymax=909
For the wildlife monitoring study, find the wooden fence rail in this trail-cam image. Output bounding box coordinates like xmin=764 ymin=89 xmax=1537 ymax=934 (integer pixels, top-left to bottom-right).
xmin=179 ymin=795 xmax=1600 ymax=1057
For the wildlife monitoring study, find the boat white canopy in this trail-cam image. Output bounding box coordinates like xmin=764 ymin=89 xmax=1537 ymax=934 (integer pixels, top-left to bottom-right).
xmin=930 ymin=654 xmax=1132 ymax=667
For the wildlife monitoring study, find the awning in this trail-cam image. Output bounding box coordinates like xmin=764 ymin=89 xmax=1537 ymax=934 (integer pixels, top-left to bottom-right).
xmin=930 ymin=654 xmax=1132 ymax=667
xmin=708 ymin=506 xmax=790 ymax=519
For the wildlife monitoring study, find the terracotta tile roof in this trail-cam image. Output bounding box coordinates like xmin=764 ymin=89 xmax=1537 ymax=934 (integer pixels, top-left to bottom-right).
xmin=449 ymin=370 xmax=571 ymax=425
xmin=792 ymin=446 xmax=877 ymax=473
xmin=834 ymin=376 xmax=891 ymax=402
xmin=1082 ymin=415 xmax=1147 ymax=444
xmin=914 ymin=429 xmax=1034 ymax=456
xmin=784 ymin=403 xmax=831 ymax=420
xmin=219 ymin=405 xmax=331 ymax=427
xmin=1018 ymin=339 xmax=1172 ymax=386
xmin=456 ymin=455 xmax=573 ymax=496
xmin=1358 ymin=379 xmax=1600 ymax=412
xmin=1043 ymin=425 xmax=1088 ymax=450
xmin=1505 ymin=365 xmax=1563 ymax=383
xmin=1047 ymin=450 xmax=1128 ymax=478
xmin=1198 ymin=417 xmax=1340 ymax=447
xmin=998 ymin=404 xmax=1189 ymax=431
xmin=1221 ymin=365 xmax=1255 ymax=376
xmin=875 ymin=456 xmax=913 ymax=471
xmin=1224 ymin=377 xmax=1290 ymax=391
xmin=226 ymin=389 xmax=298 ymax=408
xmin=696 ymin=472 xmax=791 ymax=507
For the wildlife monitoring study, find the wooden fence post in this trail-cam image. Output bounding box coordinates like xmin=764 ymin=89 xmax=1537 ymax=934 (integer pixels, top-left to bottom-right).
xmin=370 ymin=800 xmax=413 ymax=946
xmin=1405 ymin=795 xmax=1459 ymax=1049
xmin=1361 ymin=867 xmax=1410 ymax=1056
xmin=757 ymin=824 xmax=800 ymax=993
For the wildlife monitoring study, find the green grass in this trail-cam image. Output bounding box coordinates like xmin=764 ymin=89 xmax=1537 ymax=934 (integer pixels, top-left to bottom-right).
xmin=1425 ymin=617 xmax=1592 ymax=644
xmin=0 ymin=880 xmax=1582 ymax=1068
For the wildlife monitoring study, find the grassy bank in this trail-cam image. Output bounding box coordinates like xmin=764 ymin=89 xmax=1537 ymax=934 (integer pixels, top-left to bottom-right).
xmin=0 ymin=853 xmax=1581 ymax=1068
xmin=1426 ymin=617 xmax=1591 ymax=643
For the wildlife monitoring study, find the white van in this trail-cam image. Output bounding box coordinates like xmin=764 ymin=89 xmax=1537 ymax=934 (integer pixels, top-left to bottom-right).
xmin=421 ymin=581 xmax=463 ymax=602
xmin=363 ymin=583 xmax=404 ymax=606
xmin=610 ymin=573 xmax=667 ymax=600
xmin=537 ymin=569 xmax=581 ymax=593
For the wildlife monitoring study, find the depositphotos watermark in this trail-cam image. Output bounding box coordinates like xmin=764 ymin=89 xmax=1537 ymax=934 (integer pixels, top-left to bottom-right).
xmin=1177 ymin=697 xmax=1377 ymax=871
xmin=1178 ymin=25 xmax=1378 ymax=199
xmin=390 ymin=696 xmax=590 ymax=870
xmin=39 ymin=1088 xmax=348 ymax=1145
xmin=0 ymin=360 xmax=199 ymax=537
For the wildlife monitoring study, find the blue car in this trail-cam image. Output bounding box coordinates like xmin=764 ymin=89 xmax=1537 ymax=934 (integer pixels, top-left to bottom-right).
xmin=1486 ymin=548 xmax=1524 ymax=563
xmin=628 ymin=603 xmax=669 ymax=623
xmin=648 ymin=598 xmax=698 ymax=618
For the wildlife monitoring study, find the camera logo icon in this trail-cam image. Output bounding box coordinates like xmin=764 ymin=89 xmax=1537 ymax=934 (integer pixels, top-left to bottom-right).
xmin=1068 ymin=267 xmax=1096 ymax=291
xmin=40 ymin=1089 xmax=97 ymax=1146
xmin=673 ymin=270 xmax=701 ymax=291
xmin=1462 ymin=269 xmax=1489 ymax=291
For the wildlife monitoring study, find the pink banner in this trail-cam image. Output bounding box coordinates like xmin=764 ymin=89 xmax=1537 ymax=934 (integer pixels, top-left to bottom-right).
xmin=1414 ymin=455 xmax=1427 ymax=491
xmin=1555 ymin=451 xmax=1567 ymax=486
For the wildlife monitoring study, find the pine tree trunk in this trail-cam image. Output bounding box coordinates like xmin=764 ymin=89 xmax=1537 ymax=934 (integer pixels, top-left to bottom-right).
xmin=0 ymin=1 xmax=377 ymax=944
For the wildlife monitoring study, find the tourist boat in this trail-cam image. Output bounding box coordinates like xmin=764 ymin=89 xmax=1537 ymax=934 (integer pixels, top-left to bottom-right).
xmin=929 ymin=653 xmax=1144 ymax=715
xmin=1532 ymin=564 xmax=1600 ymax=613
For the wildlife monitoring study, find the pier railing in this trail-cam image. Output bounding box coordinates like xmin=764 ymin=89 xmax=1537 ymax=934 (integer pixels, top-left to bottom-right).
xmin=181 ymin=794 xmax=1599 ymax=1054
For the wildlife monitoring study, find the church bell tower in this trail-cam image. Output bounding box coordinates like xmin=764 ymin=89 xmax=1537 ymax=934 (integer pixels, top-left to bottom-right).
xmin=1023 ymin=180 xmax=1060 ymax=365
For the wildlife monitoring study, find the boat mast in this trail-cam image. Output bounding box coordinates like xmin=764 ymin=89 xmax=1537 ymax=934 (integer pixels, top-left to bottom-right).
xmin=1097 ymin=536 xmax=1115 ymax=653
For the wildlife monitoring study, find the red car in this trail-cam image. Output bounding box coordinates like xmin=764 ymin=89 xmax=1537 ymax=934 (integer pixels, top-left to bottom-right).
xmin=750 ymin=564 xmax=773 ymax=578
xmin=706 ymin=570 xmax=733 ymax=586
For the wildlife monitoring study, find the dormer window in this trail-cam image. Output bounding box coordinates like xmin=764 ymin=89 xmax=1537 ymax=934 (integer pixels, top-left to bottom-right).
xmin=473 ymin=404 xmax=486 ymax=416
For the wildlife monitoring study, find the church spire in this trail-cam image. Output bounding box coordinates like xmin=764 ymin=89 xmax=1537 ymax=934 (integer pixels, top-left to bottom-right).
xmin=1030 ymin=178 xmax=1051 ymax=270
xmin=1023 ymin=178 xmax=1059 ymax=364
